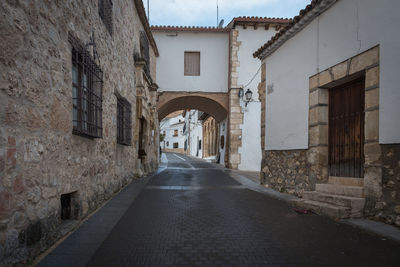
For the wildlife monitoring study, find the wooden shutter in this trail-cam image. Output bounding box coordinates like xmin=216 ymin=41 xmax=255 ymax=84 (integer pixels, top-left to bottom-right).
xmin=184 ymin=52 xmax=200 ymax=76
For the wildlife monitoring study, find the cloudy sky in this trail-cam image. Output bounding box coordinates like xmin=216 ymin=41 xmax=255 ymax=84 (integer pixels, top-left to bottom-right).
xmin=145 ymin=0 xmax=311 ymax=27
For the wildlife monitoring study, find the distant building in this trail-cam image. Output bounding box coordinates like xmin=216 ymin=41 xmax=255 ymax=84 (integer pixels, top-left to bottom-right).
xmin=160 ymin=111 xmax=185 ymax=154
xmin=182 ymin=110 xmax=203 ymax=158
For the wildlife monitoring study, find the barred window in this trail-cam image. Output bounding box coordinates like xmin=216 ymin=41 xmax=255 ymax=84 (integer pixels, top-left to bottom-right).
xmin=70 ymin=34 xmax=103 ymax=138
xmin=117 ymin=96 xmax=132 ymax=145
xmin=99 ymin=0 xmax=113 ymax=36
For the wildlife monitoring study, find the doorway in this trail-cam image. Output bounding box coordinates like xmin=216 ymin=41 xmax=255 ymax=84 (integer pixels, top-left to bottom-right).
xmin=328 ymin=78 xmax=365 ymax=177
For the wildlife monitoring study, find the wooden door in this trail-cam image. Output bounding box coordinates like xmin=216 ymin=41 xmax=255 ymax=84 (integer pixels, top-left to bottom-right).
xmin=328 ymin=78 xmax=365 ymax=177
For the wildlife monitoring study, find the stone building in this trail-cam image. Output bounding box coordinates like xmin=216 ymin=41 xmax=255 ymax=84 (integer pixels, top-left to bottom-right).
xmin=0 ymin=0 xmax=159 ymax=265
xmin=254 ymin=0 xmax=400 ymax=224
xmin=200 ymin=114 xmax=219 ymax=160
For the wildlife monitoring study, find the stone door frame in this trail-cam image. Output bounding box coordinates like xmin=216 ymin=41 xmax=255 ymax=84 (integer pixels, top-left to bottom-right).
xmin=308 ymin=45 xmax=381 ymax=202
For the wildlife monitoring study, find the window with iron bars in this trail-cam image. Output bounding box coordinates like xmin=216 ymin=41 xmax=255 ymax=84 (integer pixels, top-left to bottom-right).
xmin=140 ymin=31 xmax=151 ymax=78
xmin=99 ymin=0 xmax=113 ymax=36
xmin=117 ymin=96 xmax=132 ymax=145
xmin=69 ymin=34 xmax=103 ymax=138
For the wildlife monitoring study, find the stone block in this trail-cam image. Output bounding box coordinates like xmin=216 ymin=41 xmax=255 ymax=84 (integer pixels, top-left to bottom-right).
xmin=366 ymin=66 xmax=379 ymax=88
xmin=7 ymin=137 xmax=16 ymax=147
xmin=13 ymin=175 xmax=24 ymax=194
xmin=365 ymin=87 xmax=379 ymax=109
xmin=365 ymin=109 xmax=379 ymax=141
xmin=309 ymin=106 xmax=328 ymax=125
xmin=309 ymin=75 xmax=318 ymax=89
xmin=364 ymin=166 xmax=382 ymax=198
xmin=6 ymin=148 xmax=16 ymax=166
xmin=349 ymin=47 xmax=379 ymax=74
xmin=309 ymin=125 xmax=328 ymax=146
xmin=0 ymin=191 xmax=10 ymax=219
xmin=364 ymin=142 xmax=382 ymax=166
xmin=331 ymin=60 xmax=348 ymax=80
xmin=318 ymin=69 xmax=332 ymax=87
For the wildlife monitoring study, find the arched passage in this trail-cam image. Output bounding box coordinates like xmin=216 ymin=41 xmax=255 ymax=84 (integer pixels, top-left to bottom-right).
xmin=157 ymin=92 xmax=228 ymax=122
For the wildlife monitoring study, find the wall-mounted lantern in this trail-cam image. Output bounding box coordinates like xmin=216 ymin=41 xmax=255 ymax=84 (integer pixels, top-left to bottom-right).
xmin=238 ymin=88 xmax=253 ymax=107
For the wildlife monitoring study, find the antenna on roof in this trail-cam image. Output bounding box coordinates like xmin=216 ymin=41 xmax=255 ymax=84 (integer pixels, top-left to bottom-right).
xmin=217 ymin=0 xmax=219 ymax=27
xmin=218 ymin=19 xmax=224 ymax=28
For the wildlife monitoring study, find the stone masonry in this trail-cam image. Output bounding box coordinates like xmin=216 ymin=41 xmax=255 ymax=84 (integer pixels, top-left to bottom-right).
xmin=0 ymin=0 xmax=159 ymax=265
xmin=227 ymin=29 xmax=243 ymax=169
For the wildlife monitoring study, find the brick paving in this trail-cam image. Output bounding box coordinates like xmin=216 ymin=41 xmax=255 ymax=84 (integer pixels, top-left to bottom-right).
xmin=86 ymin=153 xmax=400 ymax=266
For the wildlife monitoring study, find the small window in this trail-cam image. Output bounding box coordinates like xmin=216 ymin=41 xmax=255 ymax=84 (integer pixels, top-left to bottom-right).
xmin=117 ymin=96 xmax=132 ymax=145
xmin=70 ymin=34 xmax=103 ymax=139
xmin=173 ymin=142 xmax=179 ymax=148
xmin=184 ymin=52 xmax=200 ymax=76
xmin=199 ymin=140 xmax=202 ymax=149
xmin=99 ymin=0 xmax=113 ymax=35
xmin=166 ymin=141 xmax=169 ymax=147
xmin=173 ymin=129 xmax=178 ymax=137
xmin=61 ymin=192 xmax=79 ymax=220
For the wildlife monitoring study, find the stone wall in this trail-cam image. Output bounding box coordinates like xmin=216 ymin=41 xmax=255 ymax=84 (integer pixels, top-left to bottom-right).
xmin=0 ymin=0 xmax=158 ymax=265
xmin=261 ymin=150 xmax=310 ymax=195
xmin=373 ymin=144 xmax=400 ymax=226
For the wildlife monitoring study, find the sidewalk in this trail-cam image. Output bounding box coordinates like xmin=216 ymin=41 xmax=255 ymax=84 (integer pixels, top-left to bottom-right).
xmin=226 ymin=166 xmax=400 ymax=244
xmin=36 ymin=170 xmax=164 ymax=267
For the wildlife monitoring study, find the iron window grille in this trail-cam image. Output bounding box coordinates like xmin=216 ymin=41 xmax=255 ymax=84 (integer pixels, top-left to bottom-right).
xmin=99 ymin=0 xmax=113 ymax=36
xmin=69 ymin=33 xmax=103 ymax=139
xmin=140 ymin=31 xmax=151 ymax=78
xmin=117 ymin=96 xmax=132 ymax=145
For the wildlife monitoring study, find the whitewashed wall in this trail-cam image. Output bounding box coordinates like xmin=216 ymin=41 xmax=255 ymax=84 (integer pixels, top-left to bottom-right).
xmin=236 ymin=27 xmax=278 ymax=171
xmin=263 ymin=0 xmax=400 ymax=150
xmin=160 ymin=115 xmax=185 ymax=150
xmin=153 ymin=31 xmax=229 ymax=93
xmin=183 ymin=110 xmax=203 ymax=158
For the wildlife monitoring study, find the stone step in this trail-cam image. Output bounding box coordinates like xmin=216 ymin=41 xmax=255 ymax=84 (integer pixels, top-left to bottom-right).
xmin=292 ymin=199 xmax=350 ymax=219
xmin=315 ymin=183 xmax=364 ymax=198
xmin=328 ymin=176 xmax=364 ymax=186
xmin=302 ymin=191 xmax=365 ymax=216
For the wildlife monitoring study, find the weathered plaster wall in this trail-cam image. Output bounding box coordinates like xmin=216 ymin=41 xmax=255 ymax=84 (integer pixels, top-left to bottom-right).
xmin=0 ymin=0 xmax=158 ymax=265
xmin=153 ymin=31 xmax=229 ymax=93
xmin=263 ymin=0 xmax=400 ymax=149
xmin=236 ymin=27 xmax=277 ymax=172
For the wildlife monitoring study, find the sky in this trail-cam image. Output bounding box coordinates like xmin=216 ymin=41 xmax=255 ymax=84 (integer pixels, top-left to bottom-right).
xmin=145 ymin=0 xmax=311 ymax=27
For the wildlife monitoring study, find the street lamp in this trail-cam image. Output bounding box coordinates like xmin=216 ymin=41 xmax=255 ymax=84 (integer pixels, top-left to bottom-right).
xmin=238 ymin=88 xmax=253 ymax=107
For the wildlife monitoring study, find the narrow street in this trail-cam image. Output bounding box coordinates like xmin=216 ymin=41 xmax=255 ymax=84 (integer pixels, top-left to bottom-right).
xmin=40 ymin=153 xmax=400 ymax=266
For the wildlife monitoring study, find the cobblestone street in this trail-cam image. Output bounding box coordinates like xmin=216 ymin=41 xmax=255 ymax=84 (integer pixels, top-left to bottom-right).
xmin=39 ymin=153 xmax=400 ymax=266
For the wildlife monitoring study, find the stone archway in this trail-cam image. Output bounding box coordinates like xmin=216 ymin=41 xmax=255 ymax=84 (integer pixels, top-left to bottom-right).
xmin=157 ymin=92 xmax=228 ymax=122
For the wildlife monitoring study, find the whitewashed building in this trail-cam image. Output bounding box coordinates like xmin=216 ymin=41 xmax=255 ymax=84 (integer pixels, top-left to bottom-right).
xmin=160 ymin=112 xmax=185 ymax=154
xmin=152 ymin=17 xmax=289 ymax=171
xmin=254 ymin=0 xmax=400 ymax=222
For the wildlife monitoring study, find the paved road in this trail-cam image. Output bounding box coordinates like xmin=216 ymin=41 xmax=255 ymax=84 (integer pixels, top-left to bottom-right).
xmin=84 ymin=152 xmax=400 ymax=266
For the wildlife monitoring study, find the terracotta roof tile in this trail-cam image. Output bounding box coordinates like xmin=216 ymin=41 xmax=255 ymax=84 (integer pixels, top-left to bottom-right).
xmin=151 ymin=25 xmax=230 ymax=33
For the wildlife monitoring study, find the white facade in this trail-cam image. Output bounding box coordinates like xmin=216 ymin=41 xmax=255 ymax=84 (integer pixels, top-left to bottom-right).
xmin=153 ymin=31 xmax=229 ymax=93
xmin=236 ymin=27 xmax=278 ymax=171
xmin=262 ymin=0 xmax=400 ymax=149
xmin=160 ymin=114 xmax=185 ymax=151
xmin=183 ymin=110 xmax=203 ymax=158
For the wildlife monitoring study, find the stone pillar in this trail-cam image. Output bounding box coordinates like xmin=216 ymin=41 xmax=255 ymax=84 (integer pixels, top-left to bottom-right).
xmin=227 ymin=29 xmax=243 ymax=169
